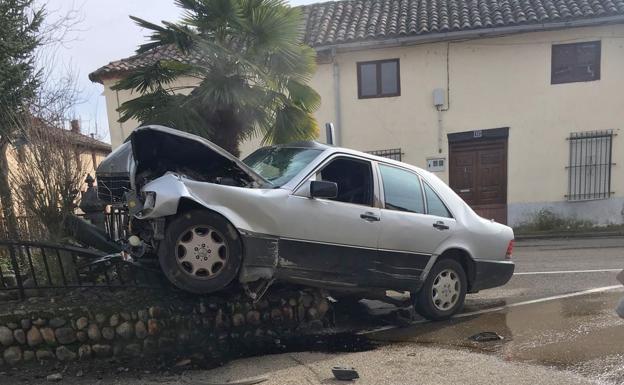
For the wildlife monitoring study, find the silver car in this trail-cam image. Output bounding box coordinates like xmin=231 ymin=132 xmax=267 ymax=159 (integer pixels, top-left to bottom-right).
xmin=97 ymin=125 xmax=515 ymax=320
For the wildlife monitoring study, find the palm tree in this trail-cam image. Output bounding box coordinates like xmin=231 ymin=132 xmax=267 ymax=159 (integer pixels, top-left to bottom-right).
xmin=113 ymin=0 xmax=320 ymax=157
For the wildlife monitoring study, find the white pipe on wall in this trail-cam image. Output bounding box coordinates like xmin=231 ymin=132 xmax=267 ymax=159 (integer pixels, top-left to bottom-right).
xmin=331 ymin=48 xmax=342 ymax=146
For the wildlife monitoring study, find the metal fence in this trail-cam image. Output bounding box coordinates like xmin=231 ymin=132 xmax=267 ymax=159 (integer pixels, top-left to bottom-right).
xmin=366 ymin=148 xmax=403 ymax=161
xmin=0 ymin=240 xmax=164 ymax=300
xmin=0 ymin=210 xmax=129 ymax=242
xmin=101 ymin=209 xmax=129 ymax=241
xmin=566 ymin=130 xmax=614 ymax=201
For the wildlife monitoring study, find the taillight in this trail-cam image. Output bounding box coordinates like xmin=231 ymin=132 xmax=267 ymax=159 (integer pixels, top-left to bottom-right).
xmin=505 ymin=240 xmax=514 ymax=260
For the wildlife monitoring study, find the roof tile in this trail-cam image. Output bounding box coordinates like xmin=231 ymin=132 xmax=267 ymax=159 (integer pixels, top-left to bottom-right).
xmin=89 ymin=0 xmax=624 ymax=81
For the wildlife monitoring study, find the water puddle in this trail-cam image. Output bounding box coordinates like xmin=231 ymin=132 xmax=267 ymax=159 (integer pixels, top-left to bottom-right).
xmin=367 ymin=290 xmax=624 ymax=384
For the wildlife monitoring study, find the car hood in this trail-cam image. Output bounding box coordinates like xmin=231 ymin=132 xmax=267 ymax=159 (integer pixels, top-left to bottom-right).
xmin=97 ymin=125 xmax=270 ymax=192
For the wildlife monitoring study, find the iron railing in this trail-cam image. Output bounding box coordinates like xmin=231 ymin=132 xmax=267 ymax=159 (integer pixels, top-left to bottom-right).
xmin=566 ymin=130 xmax=614 ymax=201
xmin=0 ymin=240 xmax=164 ymax=300
xmin=100 ymin=209 xmax=129 ymax=241
xmin=366 ymin=148 xmax=403 ymax=161
xmin=0 ymin=210 xmax=129 ymax=242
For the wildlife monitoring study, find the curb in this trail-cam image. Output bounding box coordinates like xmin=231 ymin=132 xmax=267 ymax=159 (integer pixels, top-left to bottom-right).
xmin=515 ymin=231 xmax=624 ymax=240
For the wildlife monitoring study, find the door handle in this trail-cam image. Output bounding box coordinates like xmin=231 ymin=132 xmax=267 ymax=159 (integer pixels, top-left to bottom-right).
xmin=360 ymin=212 xmax=380 ymax=222
xmin=433 ymin=221 xmax=449 ymax=230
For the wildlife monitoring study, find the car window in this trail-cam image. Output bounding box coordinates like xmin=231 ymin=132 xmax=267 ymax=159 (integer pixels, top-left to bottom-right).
xmin=424 ymin=183 xmax=452 ymax=218
xmin=317 ymin=157 xmax=373 ymax=206
xmin=243 ymin=147 xmax=322 ymax=187
xmin=379 ymin=164 xmax=425 ymax=213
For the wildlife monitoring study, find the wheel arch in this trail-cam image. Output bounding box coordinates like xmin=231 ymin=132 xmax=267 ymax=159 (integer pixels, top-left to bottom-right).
xmin=435 ymin=247 xmax=478 ymax=293
xmin=175 ymin=197 xmax=252 ymax=232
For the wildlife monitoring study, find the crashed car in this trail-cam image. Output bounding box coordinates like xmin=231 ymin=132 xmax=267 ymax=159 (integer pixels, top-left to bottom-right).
xmin=96 ymin=125 xmax=514 ymax=320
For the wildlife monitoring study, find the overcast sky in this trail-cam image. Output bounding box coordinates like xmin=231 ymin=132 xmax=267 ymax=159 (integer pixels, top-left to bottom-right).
xmin=42 ymin=0 xmax=323 ymax=142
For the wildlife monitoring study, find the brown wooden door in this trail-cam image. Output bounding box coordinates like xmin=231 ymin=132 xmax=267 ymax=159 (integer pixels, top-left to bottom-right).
xmin=449 ymin=139 xmax=508 ymax=224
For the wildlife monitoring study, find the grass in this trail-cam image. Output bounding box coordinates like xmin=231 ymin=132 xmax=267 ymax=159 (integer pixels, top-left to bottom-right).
xmin=513 ymin=208 xmax=624 ymax=235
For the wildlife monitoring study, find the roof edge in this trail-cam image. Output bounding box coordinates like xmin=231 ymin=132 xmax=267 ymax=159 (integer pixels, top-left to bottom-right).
xmin=89 ymin=14 xmax=624 ymax=83
xmin=312 ymin=14 xmax=624 ymax=53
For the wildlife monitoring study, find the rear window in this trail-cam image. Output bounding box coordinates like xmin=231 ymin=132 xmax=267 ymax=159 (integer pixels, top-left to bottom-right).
xmin=379 ymin=164 xmax=425 ymax=214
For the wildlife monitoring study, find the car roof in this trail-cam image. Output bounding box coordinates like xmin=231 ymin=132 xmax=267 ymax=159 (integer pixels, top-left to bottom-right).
xmin=274 ymin=141 xmax=424 ymax=172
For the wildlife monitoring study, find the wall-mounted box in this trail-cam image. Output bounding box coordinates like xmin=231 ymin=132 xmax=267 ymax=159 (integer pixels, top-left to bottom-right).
xmin=427 ymin=157 xmax=446 ymax=172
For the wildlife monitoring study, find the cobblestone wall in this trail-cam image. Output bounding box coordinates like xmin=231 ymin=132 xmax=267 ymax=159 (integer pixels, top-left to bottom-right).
xmin=0 ymin=287 xmax=331 ymax=367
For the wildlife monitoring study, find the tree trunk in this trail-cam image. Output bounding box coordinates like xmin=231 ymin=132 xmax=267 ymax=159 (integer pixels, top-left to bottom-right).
xmin=0 ymin=139 xmax=19 ymax=239
xmin=211 ymin=111 xmax=241 ymax=157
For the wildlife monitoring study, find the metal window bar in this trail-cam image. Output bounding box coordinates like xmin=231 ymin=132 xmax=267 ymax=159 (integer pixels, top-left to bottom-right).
xmin=366 ymin=148 xmax=403 ymax=161
xmin=566 ymin=130 xmax=614 ymax=201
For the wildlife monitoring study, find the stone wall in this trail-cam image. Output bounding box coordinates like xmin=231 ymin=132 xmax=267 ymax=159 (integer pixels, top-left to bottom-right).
xmin=0 ymin=286 xmax=331 ymax=367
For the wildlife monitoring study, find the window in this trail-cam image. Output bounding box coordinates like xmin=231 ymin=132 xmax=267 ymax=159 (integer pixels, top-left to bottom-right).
xmin=567 ymin=130 xmax=613 ymax=201
xmin=552 ymin=41 xmax=600 ymax=84
xmin=318 ymin=157 xmax=373 ymax=206
xmin=357 ymin=59 xmax=400 ymax=98
xmin=366 ymin=148 xmax=402 ymax=161
xmin=424 ymin=183 xmax=452 ymax=218
xmin=379 ymin=164 xmax=424 ymax=214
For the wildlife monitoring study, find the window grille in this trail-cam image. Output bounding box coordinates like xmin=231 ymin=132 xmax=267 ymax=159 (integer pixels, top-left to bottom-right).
xmin=367 ymin=148 xmax=403 ymax=161
xmin=567 ymin=130 xmax=614 ymax=201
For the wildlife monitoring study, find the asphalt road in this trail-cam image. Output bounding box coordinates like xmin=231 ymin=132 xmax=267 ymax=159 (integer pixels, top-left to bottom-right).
xmin=467 ymin=236 xmax=623 ymax=307
xmin=9 ymin=237 xmax=624 ymax=385
xmin=370 ymin=236 xmax=624 ymax=384
xmin=69 ymin=237 xmax=623 ymax=385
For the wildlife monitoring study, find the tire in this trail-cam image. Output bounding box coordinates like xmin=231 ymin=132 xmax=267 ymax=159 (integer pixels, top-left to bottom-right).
xmin=158 ymin=209 xmax=242 ymax=294
xmin=414 ymin=259 xmax=467 ymax=321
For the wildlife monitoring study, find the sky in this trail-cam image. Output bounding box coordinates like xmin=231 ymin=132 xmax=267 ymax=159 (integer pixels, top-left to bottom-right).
xmin=42 ymin=0 xmax=322 ymax=143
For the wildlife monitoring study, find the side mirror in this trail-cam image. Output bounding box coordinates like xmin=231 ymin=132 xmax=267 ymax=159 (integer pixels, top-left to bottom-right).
xmin=310 ymin=180 xmax=338 ymax=199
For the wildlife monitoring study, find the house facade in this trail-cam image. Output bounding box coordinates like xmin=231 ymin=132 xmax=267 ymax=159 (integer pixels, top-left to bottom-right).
xmin=0 ymin=120 xmax=112 ymax=237
xmin=90 ymin=0 xmax=624 ymax=227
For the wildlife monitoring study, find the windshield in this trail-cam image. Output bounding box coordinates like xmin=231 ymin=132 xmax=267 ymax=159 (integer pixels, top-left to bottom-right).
xmin=243 ymin=147 xmax=323 ymax=187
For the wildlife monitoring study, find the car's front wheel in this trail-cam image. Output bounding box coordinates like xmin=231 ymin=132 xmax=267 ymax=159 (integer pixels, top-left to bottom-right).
xmin=158 ymin=210 xmax=242 ymax=294
xmin=414 ymin=259 xmax=467 ymax=320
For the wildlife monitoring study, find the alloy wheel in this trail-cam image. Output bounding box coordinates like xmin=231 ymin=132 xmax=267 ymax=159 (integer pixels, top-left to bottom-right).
xmin=431 ymin=268 xmax=461 ymax=311
xmin=175 ymin=225 xmax=228 ymax=279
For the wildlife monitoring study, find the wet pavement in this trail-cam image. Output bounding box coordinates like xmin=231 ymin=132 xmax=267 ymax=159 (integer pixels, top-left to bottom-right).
xmin=4 ymin=237 xmax=623 ymax=384
xmin=366 ymin=237 xmax=624 ymax=384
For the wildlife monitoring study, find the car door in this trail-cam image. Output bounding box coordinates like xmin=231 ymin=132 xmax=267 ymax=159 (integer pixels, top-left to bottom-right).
xmin=376 ymin=163 xmax=456 ymax=291
xmin=276 ymin=155 xmax=382 ymax=288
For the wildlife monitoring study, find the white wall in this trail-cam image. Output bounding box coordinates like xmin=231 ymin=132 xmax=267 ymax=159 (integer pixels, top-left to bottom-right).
xmin=313 ymin=25 xmax=624 ymax=224
xmin=100 ymin=24 xmax=624 ymax=224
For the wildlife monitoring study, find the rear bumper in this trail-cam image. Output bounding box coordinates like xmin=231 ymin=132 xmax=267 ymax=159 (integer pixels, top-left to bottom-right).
xmin=470 ymin=260 xmax=515 ymax=292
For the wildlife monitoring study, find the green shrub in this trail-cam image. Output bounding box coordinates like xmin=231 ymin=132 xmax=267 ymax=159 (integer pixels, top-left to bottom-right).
xmin=516 ymin=209 xmax=593 ymax=232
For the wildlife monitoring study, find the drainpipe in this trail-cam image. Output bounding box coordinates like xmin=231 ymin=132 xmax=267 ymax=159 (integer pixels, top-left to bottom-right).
xmin=331 ymin=48 xmax=342 ymax=146
xmin=115 ymin=89 xmax=124 ymax=144
xmin=436 ymin=42 xmax=451 ymax=154
xmin=436 ymin=107 xmax=444 ymax=154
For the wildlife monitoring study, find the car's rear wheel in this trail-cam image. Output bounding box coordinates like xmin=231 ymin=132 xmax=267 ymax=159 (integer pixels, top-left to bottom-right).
xmin=414 ymin=259 xmax=467 ymax=320
xmin=158 ymin=210 xmax=242 ymax=294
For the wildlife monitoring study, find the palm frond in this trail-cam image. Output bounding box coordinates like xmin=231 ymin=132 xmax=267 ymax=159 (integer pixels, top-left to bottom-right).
xmin=286 ymin=80 xmax=321 ymax=112
xmin=120 ymin=0 xmax=321 ymax=153
xmin=111 ymin=60 xmax=196 ymax=94
xmin=131 ymin=16 xmax=195 ymax=54
xmin=263 ymin=103 xmax=318 ymax=144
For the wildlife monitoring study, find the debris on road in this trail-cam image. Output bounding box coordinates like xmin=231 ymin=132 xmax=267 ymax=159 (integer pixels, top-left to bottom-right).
xmin=182 ymin=376 xmax=269 ymax=385
xmin=175 ymin=358 xmax=192 ymax=367
xmin=46 ymin=373 xmax=63 ymax=382
xmin=332 ymin=366 xmax=360 ymax=381
xmin=469 ymin=331 xmax=504 ymax=342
